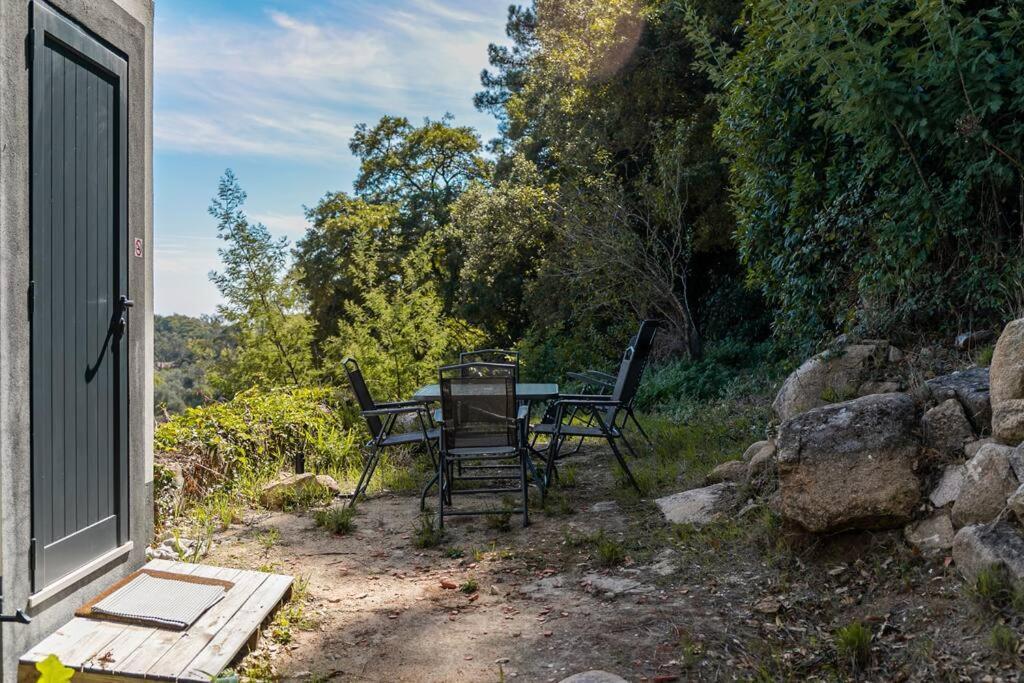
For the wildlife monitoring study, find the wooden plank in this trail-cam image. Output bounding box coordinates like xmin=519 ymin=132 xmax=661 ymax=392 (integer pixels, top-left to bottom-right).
xmin=144 ymin=569 xmax=266 ymax=679
xmin=20 ymin=618 xmax=125 ymax=667
xmin=180 ymin=573 xmax=293 ymax=682
xmin=112 ymin=564 xmax=240 ymax=677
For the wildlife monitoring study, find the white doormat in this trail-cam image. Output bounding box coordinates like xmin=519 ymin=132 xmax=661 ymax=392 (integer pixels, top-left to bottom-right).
xmin=90 ymin=573 xmax=228 ymax=630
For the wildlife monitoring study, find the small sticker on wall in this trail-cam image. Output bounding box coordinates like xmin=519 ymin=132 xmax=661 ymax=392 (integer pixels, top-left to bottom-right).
xmin=133 ymin=237 xmax=144 ymax=258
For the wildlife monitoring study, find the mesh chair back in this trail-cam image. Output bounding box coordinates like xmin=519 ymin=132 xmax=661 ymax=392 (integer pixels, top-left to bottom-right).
xmin=459 ymin=349 xmax=520 ymax=382
xmin=439 ymin=363 xmax=517 ymax=451
xmin=342 ymin=358 xmax=383 ymax=438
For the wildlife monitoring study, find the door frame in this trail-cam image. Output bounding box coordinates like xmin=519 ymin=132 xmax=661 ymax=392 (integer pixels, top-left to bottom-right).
xmin=28 ymin=0 xmax=130 ymax=592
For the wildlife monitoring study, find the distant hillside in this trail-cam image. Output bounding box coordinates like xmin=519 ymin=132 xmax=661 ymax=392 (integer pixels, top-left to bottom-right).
xmin=154 ymin=314 xmax=236 ymax=416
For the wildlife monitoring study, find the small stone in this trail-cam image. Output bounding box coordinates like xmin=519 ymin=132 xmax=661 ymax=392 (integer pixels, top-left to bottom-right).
xmin=654 ymin=483 xmax=739 ymax=527
xmin=753 ymin=596 xmax=782 ymax=614
xmin=859 ymin=380 xmax=900 ymax=396
xmin=929 ymin=465 xmax=965 ymax=508
xmin=1008 ymin=483 xmax=1024 ymax=525
xmin=921 ymin=398 xmax=975 ymax=458
xmin=558 ymin=672 xmax=628 ymax=683
xmin=705 ymin=460 xmax=747 ymax=485
xmin=951 ymin=443 xmax=1019 ymax=527
xmin=904 ymin=511 xmax=955 ymax=554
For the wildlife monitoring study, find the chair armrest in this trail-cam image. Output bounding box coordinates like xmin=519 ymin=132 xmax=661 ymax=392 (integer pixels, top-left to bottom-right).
xmin=557 ymin=393 xmax=615 ymax=402
xmin=517 ymin=404 xmax=530 ymax=421
xmin=551 ymin=398 xmax=621 ymax=409
xmin=587 ymin=370 xmax=616 ymax=381
xmin=361 ymin=405 xmax=426 ymax=417
xmin=567 ymin=371 xmax=614 ymax=388
xmin=376 ymin=400 xmax=423 ymax=409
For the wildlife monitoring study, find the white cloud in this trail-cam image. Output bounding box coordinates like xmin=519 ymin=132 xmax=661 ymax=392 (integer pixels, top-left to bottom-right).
xmin=154 ymin=236 xmax=224 ymax=315
xmin=154 ymin=1 xmax=506 ymax=161
xmin=250 ymin=212 xmax=310 ymax=239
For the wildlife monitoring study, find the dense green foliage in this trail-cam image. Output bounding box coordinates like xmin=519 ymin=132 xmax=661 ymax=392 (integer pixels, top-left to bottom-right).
xmin=154 ymin=386 xmax=360 ymax=494
xmin=710 ymin=0 xmax=1024 ymax=344
xmin=158 ymin=0 xmax=1024 ymax=489
xmin=154 ymin=314 xmax=234 ymax=414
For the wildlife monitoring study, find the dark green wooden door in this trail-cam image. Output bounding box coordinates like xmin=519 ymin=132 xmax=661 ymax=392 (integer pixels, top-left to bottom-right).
xmin=30 ymin=1 xmax=130 ymax=591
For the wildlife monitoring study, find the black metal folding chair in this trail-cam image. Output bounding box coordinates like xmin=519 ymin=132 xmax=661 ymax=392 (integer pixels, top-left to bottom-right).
xmin=530 ymin=345 xmax=649 ymax=496
xmin=561 ymin=320 xmax=659 ymax=451
xmin=343 ymin=358 xmax=439 ymax=506
xmin=435 ymin=362 xmax=530 ymax=528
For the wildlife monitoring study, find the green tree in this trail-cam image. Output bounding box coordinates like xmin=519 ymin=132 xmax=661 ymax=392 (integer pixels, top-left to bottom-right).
xmin=293 ymin=194 xmax=402 ymax=348
xmin=349 ymin=115 xmax=489 ymax=309
xmin=208 ymin=170 xmax=315 ymax=392
xmin=322 ymin=237 xmax=485 ymax=400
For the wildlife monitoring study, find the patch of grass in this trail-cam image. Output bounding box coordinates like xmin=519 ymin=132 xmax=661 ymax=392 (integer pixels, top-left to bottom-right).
xmin=314 ymin=505 xmax=357 ymax=535
xmin=990 ymin=623 xmax=1018 ymax=657
xmin=443 ymin=547 xmax=465 ymax=559
xmin=270 ymin=576 xmax=315 ymax=645
xmin=970 ymin=565 xmax=1018 ymax=614
xmin=593 ymin=530 xmax=626 ymax=567
xmin=280 ymin=482 xmax=336 ymax=512
xmin=834 ymin=621 xmax=872 ymax=673
xmin=559 ymin=463 xmax=579 ymax=488
xmin=977 ymin=345 xmax=995 ymax=367
xmin=256 ymin=528 xmax=280 ymax=550
xmin=413 ymin=512 xmax=445 ymax=548
xmin=459 ymin=578 xmax=478 ymax=594
xmin=191 ymin=490 xmax=242 ymax=532
xmin=539 ymin=490 xmax=574 ymax=517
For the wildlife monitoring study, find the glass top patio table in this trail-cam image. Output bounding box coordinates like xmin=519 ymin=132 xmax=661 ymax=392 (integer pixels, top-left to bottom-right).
xmin=411 ymin=382 xmax=559 ymax=403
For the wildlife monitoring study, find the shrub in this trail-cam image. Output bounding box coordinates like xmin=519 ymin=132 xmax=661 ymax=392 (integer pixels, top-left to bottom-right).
xmin=154 ymin=386 xmax=361 ymax=505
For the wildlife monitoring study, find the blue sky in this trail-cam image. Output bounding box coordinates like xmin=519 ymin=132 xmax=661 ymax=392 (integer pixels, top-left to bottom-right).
xmin=154 ymin=0 xmax=510 ymax=315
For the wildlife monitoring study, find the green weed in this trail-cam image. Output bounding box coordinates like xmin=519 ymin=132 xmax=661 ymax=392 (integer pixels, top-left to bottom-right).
xmin=314 ymin=506 xmax=357 ymax=535
xmin=256 ymin=528 xmax=280 ymax=550
xmin=459 ymin=578 xmax=478 ymax=594
xmin=990 ymin=623 xmax=1018 ymax=657
xmin=835 ymin=622 xmax=872 ymax=673
xmin=413 ymin=512 xmax=445 ymax=548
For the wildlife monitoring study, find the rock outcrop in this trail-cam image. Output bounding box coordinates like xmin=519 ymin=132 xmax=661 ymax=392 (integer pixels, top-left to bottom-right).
xmin=990 ymin=319 xmax=1024 ymax=444
xmin=772 ymin=342 xmax=891 ymax=421
xmin=776 ymin=393 xmax=920 ymax=533
xmin=950 ymin=443 xmax=1019 ymax=528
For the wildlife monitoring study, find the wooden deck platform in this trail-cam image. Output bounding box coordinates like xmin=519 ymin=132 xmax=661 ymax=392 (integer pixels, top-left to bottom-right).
xmin=18 ymin=559 xmax=293 ymax=682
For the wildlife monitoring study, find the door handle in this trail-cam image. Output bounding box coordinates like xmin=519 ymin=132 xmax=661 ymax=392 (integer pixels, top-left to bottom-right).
xmin=117 ymin=295 xmax=134 ymax=336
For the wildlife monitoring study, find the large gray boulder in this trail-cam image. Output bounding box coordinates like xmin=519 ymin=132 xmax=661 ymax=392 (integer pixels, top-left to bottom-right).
xmin=655 ymin=483 xmax=739 ymax=527
xmin=921 ymin=398 xmax=975 ymax=458
xmin=772 ymin=342 xmax=890 ymax=421
xmin=952 ymin=522 xmax=1024 ymax=584
xmin=776 ymin=393 xmax=921 ymax=533
xmin=991 ymin=319 xmax=1024 ymax=444
xmin=925 ymin=366 xmax=991 ymax=435
xmin=950 ymin=443 xmax=1019 ymax=528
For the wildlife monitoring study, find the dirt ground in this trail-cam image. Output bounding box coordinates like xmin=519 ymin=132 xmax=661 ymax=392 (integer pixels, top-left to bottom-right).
xmin=203 ymin=446 xmax=1023 ymax=682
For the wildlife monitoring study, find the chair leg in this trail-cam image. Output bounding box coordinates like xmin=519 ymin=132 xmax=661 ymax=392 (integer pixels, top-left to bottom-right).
xmin=619 ymin=430 xmax=640 ymax=459
xmin=420 ymin=472 xmax=438 ymax=512
xmin=594 ymin=414 xmax=642 ymax=495
xmin=628 ymin=408 xmax=653 ymax=445
xmin=437 ymin=451 xmax=446 ymax=529
xmin=520 ymin=449 xmax=530 ymax=527
xmin=349 ymin=443 xmax=381 ymax=507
